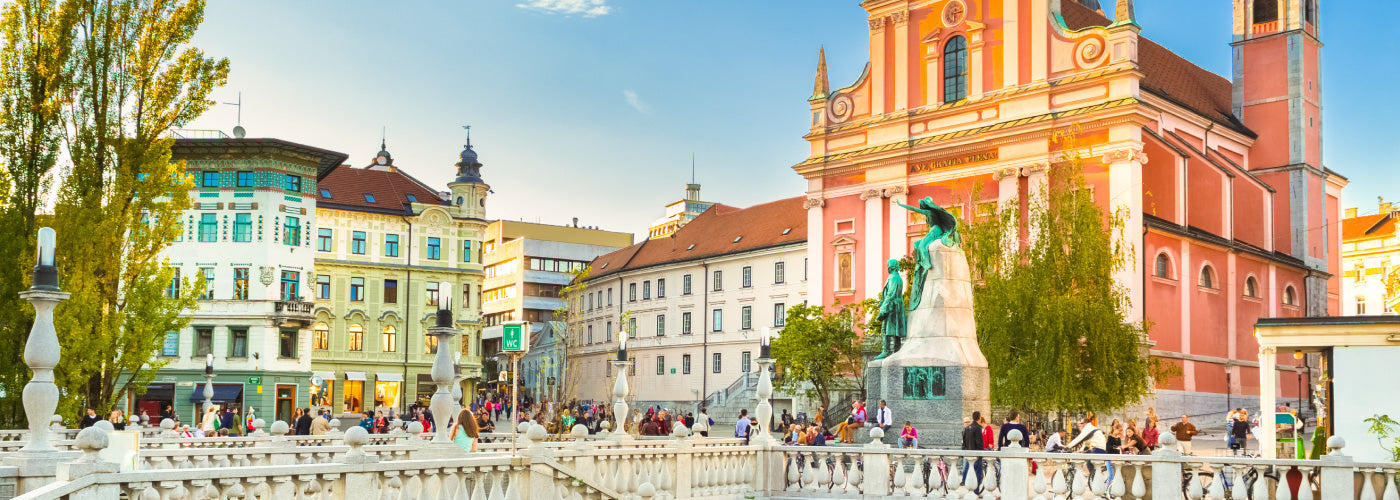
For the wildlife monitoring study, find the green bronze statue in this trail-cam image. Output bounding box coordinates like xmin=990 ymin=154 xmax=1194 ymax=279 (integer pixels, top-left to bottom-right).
xmin=874 ymin=259 xmax=906 ymax=360
xmin=893 ymin=197 xmax=961 ymax=311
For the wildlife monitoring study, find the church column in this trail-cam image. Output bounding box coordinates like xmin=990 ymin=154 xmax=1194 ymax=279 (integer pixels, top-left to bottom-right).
xmin=886 ymin=186 xmax=908 ymax=262
xmin=1105 ymin=146 xmax=1148 ymax=323
xmin=892 ymin=11 xmax=911 ymax=110
xmin=805 ymin=198 xmax=826 ymax=305
xmin=967 ymin=24 xmax=987 ymax=100
xmin=863 ymin=189 xmax=886 ymax=299
xmin=924 ymin=36 xmax=942 ymax=106
xmin=870 ymin=17 xmax=888 ymax=114
xmin=1002 ymin=0 xmax=1019 ymax=88
xmin=1257 ymin=346 xmax=1278 ymax=459
xmin=995 ymin=166 xmax=1020 ymax=251
xmin=1022 ymin=163 xmax=1050 ymax=248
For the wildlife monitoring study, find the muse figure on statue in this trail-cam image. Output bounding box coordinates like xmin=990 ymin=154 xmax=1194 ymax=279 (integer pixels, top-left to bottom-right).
xmin=894 ymin=197 xmax=961 ymax=310
xmin=874 ymin=259 xmax=907 ymax=360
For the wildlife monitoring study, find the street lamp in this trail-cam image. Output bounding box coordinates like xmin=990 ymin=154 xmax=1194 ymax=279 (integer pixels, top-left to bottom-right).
xmin=754 ymin=327 xmax=775 ymax=443
xmin=203 ymin=353 xmax=215 ymax=417
xmin=16 ymin=227 xmax=69 ymax=453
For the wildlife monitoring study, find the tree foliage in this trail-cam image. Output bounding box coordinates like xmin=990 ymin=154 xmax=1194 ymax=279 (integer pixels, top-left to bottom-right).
xmin=0 ymin=0 xmax=228 ymax=419
xmin=962 ymin=131 xmax=1152 ymax=414
xmin=0 ymin=0 xmax=80 ymax=427
xmin=771 ymin=300 xmax=878 ymax=411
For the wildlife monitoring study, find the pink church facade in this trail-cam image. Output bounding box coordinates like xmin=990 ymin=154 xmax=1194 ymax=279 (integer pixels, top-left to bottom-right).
xmin=795 ymin=0 xmax=1344 ymax=415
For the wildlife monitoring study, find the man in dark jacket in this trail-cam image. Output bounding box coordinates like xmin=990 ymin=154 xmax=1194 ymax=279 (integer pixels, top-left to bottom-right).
xmin=961 ymin=412 xmax=986 ymax=490
xmin=80 ymin=408 xmax=101 ymax=429
xmin=998 ymin=410 xmax=1030 ymax=449
xmin=295 ymin=407 xmax=314 ymax=436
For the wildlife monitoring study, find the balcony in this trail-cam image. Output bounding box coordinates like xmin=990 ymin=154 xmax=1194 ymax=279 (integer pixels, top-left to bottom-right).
xmin=272 ymin=300 xmax=315 ymax=327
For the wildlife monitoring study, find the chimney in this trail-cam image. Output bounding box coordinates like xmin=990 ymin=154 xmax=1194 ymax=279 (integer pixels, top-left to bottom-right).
xmin=1381 ymin=197 xmax=1392 ymax=215
xmin=1345 ymin=207 xmax=1358 ymax=218
xmin=572 ymin=217 xmax=579 ymax=228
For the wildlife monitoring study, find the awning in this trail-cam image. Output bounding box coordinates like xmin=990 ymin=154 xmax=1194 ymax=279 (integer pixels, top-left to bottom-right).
xmin=345 ymin=372 xmax=366 ymax=381
xmin=311 ymin=371 xmax=333 ymax=385
xmin=375 ymin=373 xmax=404 ymax=382
xmin=187 ymin=384 xmax=243 ymax=403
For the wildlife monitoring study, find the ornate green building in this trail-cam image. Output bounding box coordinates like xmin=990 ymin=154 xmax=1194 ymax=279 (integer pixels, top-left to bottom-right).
xmin=310 ymin=140 xmax=488 ymax=418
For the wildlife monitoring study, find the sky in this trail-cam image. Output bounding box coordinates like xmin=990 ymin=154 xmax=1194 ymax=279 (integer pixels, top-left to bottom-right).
xmin=184 ymin=0 xmax=1400 ymax=238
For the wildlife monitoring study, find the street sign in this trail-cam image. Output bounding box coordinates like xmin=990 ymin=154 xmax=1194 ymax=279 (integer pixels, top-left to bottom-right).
xmin=248 ymin=376 xmax=262 ymax=385
xmin=670 ymin=368 xmax=676 ymax=374
xmin=502 ymin=322 xmax=528 ymax=353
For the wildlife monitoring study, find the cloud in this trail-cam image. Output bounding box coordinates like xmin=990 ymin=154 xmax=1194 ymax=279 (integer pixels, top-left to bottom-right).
xmin=516 ymin=0 xmax=611 ymax=17
xmin=623 ymin=90 xmax=649 ymax=114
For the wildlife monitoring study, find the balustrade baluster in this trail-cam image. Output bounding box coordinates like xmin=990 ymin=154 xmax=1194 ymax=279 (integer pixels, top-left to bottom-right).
xmin=1362 ymin=471 xmax=1378 ymax=500
xmin=814 ymin=452 xmax=830 ymax=493
xmin=488 ymin=470 xmax=506 ymax=500
xmin=1031 ymin=460 xmax=1047 ymax=500
xmin=787 ymin=452 xmax=801 ymax=492
xmin=1229 ymin=466 xmax=1247 ymax=500
xmin=1298 ymin=468 xmax=1314 ymax=500
xmin=1053 ymin=463 xmax=1069 ymax=500
xmin=1205 ymin=465 xmax=1224 ymax=500
xmin=831 ymin=453 xmax=848 ymax=493
xmin=1089 ymin=463 xmax=1108 ymax=500
xmin=1071 ymin=462 xmax=1088 ymax=499
xmin=1275 ymin=467 xmax=1293 ymax=500
xmin=470 ymin=471 xmax=488 ymax=500
xmin=983 ymin=458 xmax=999 ymax=500
xmin=801 ymin=452 xmax=818 ymax=492
xmin=1183 ymin=464 xmax=1202 ymax=500
xmin=1383 ymin=471 xmax=1400 ymax=500
xmin=217 ymin=479 xmax=246 ymax=499
xmin=1131 ymin=463 xmax=1147 ymax=500
xmin=504 ymin=467 xmax=523 ymax=500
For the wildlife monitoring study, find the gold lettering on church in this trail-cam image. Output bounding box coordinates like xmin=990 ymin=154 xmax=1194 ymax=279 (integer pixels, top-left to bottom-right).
xmin=908 ymin=150 xmax=999 ymax=174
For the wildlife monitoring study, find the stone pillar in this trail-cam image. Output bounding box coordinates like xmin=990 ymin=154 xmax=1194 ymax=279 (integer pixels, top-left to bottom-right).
xmin=15 ymin=288 xmax=68 ymax=455
xmin=1001 ymin=430 xmax=1030 ymax=500
xmin=1022 ymin=163 xmax=1050 ymax=249
xmin=924 ymin=34 xmax=941 ymax=106
xmin=804 ymin=198 xmax=826 ymax=306
xmin=1318 ymin=438 xmax=1353 ymax=500
xmin=1105 ymin=146 xmax=1147 ymax=323
xmin=610 ymin=359 xmax=632 ymax=439
xmin=863 ymin=189 xmax=885 ymax=298
xmin=995 ymin=166 xmax=1020 ymax=251
xmin=870 ymin=16 xmax=887 ymax=114
xmin=1151 ymin=435 xmax=1184 ymax=500
xmin=427 ymin=325 xmax=459 ymax=444
xmin=886 ymin=186 xmax=908 ymax=262
xmin=892 ymin=10 xmax=910 ymax=110
xmin=863 ymin=447 xmax=891 ymax=495
xmin=1258 ymin=346 xmax=1278 ymax=458
xmin=753 ymin=358 xmax=775 ymax=444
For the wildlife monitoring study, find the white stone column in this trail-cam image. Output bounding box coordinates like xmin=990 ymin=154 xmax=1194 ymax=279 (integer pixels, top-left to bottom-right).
xmin=805 ymin=198 xmax=826 ymax=305
xmin=863 ymin=189 xmax=885 ymax=298
xmin=1105 ymin=147 xmax=1147 ymax=323
xmin=754 ymin=358 xmax=775 ymax=444
xmin=1258 ymin=346 xmax=1278 ymax=459
xmin=427 ymin=324 xmax=459 ymax=445
xmin=886 ymin=187 xmax=908 ymax=260
xmin=610 ymin=359 xmax=632 ymax=439
xmin=1023 ymin=163 xmax=1050 ymax=248
xmin=995 ymin=167 xmax=1021 ymax=255
xmin=15 ymin=288 xmax=68 ymax=454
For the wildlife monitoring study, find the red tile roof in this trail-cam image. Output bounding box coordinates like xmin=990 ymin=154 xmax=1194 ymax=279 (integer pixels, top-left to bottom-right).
xmin=588 ymin=196 xmax=807 ymax=280
xmin=1342 ymin=213 xmax=1395 ymax=242
xmin=1060 ymin=2 xmax=1252 ymax=136
xmin=316 ymin=166 xmax=447 ymax=213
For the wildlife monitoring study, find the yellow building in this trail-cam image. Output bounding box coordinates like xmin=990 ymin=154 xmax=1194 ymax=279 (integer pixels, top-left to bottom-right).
xmin=646 ymin=182 xmax=715 ymax=240
xmin=1341 ymin=198 xmax=1400 ymax=316
xmin=480 ymin=220 xmax=632 ymax=383
xmin=310 ymin=141 xmax=489 ymax=418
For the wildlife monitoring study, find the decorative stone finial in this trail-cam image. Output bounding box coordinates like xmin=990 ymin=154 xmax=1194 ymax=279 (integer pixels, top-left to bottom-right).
xmin=328 ymin=419 xmax=342 ymax=435
xmin=250 ymin=418 xmax=267 ymax=436
xmin=270 ymin=420 xmax=289 ymax=436
xmin=1327 ymin=435 xmax=1346 ymax=454
xmin=571 ymin=424 xmax=589 ymax=440
xmin=406 ymin=421 xmax=424 ymax=438
xmin=93 ymin=420 xmax=114 ymax=432
xmin=869 ymin=426 xmax=885 ymax=440
xmin=390 ymin=419 xmax=405 ymax=434
xmin=526 ymin=423 xmax=547 ymax=442
xmin=516 ymin=421 xmax=531 ymax=434
xmin=1007 ymin=429 xmax=1024 ymax=447
xmin=811 ymin=46 xmax=830 ymax=100
xmin=344 ymin=426 xmax=369 ymax=457
xmin=601 ymin=421 xmax=612 ymax=432
xmin=74 ymin=427 xmax=109 ymax=463
xmin=673 ymin=424 xmax=691 ymax=439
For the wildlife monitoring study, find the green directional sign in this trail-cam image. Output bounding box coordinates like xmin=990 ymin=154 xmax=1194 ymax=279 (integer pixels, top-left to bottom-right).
xmin=248 ymin=376 xmax=262 ymax=385
xmin=502 ymin=323 xmax=526 ymax=353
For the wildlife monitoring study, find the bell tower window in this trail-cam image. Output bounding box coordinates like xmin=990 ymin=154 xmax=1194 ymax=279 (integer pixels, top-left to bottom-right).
xmin=1252 ymin=0 xmax=1278 ymax=23
xmin=942 ymin=36 xmax=969 ymax=103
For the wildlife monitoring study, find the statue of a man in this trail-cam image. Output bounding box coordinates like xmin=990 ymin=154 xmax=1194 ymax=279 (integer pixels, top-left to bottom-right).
xmin=874 ymin=259 xmax=907 ymax=360
xmin=893 ymin=197 xmax=961 ymax=311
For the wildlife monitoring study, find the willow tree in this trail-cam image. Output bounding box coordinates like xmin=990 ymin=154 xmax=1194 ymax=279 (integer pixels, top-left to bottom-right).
xmin=0 ymin=0 xmax=79 ymax=426
xmin=962 ymin=132 xmax=1152 ymax=414
xmin=49 ymin=0 xmax=226 ymax=416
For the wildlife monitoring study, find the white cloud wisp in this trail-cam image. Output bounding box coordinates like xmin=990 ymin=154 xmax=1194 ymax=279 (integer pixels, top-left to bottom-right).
xmin=623 ymin=90 xmax=649 ymax=114
xmin=516 ymin=0 xmax=611 ymax=17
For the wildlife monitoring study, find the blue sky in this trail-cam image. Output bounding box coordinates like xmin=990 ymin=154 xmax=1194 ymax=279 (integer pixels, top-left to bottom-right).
xmin=185 ymin=0 xmax=1399 ymax=237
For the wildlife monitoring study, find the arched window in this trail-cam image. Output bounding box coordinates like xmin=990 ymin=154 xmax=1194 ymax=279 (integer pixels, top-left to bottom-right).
xmin=1199 ymin=265 xmax=1216 ymax=289
xmin=313 ymin=322 xmax=329 ymax=350
xmin=943 ymin=36 xmax=969 ymax=103
xmin=348 ymin=324 xmax=363 ymax=351
xmin=1284 ymin=286 xmax=1297 ymax=306
xmin=1253 ymin=0 xmax=1278 ymax=23
xmin=1244 ymin=276 xmax=1259 ymax=298
xmin=1154 ymin=253 xmax=1173 ymax=278
xmin=381 ymin=325 xmax=397 ymax=352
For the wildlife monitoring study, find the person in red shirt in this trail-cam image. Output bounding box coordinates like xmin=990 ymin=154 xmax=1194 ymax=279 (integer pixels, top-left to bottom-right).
xmin=980 ymin=415 xmax=994 ymax=450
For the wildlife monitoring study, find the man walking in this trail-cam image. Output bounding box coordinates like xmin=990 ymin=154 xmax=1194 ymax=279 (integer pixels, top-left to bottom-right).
xmin=1170 ymin=414 xmax=1198 ymax=455
xmin=998 ymin=410 xmax=1029 ymax=449
xmin=960 ymin=414 xmax=985 ymax=488
xmin=295 ymin=407 xmax=314 ymax=436
xmin=734 ymin=409 xmax=750 ymax=439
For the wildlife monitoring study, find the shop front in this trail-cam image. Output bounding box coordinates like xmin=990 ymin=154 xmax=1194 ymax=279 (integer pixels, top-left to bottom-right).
xmin=185 ymin=383 xmax=244 ymax=425
xmin=310 ymin=370 xmax=334 ymax=415
xmin=133 ymin=383 xmax=176 ymax=427
xmin=374 ymin=373 xmax=403 ymax=415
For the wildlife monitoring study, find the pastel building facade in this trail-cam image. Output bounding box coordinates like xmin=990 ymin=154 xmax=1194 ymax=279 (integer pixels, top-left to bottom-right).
xmin=797 ymin=0 xmax=1342 ymax=415
xmin=125 ymin=137 xmax=348 ymax=426
xmin=1340 ymin=199 xmax=1400 ymax=316
xmin=570 ymin=197 xmax=808 ymax=416
xmin=310 ymin=142 xmax=488 ymax=418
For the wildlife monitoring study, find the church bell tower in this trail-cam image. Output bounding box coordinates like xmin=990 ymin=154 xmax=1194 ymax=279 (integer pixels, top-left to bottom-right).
xmin=447 ymin=129 xmax=489 ymax=220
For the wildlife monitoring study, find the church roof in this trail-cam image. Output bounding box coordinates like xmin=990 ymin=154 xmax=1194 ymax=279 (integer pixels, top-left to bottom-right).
xmin=316 ymin=164 xmax=447 ymax=214
xmin=1060 ymin=1 xmax=1253 ymax=137
xmin=587 ymin=196 xmax=807 ymax=281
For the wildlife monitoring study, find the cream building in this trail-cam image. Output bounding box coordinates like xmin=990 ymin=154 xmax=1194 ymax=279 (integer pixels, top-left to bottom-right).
xmin=646 ymin=183 xmax=716 ymax=240
xmin=1341 ymin=198 xmax=1400 ymax=316
xmin=572 ymin=197 xmax=807 ymax=419
xmin=310 ymin=140 xmax=488 ymax=418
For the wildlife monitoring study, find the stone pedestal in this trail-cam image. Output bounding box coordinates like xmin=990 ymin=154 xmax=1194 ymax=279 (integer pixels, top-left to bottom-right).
xmin=865 ymin=242 xmax=989 ymax=449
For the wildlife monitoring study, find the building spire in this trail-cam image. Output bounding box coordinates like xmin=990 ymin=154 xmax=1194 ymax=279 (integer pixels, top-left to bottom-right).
xmin=1114 ymin=0 xmax=1135 ymax=24
xmin=463 ymin=125 xmax=472 ymax=148
xmin=811 ymin=46 xmax=830 ymax=100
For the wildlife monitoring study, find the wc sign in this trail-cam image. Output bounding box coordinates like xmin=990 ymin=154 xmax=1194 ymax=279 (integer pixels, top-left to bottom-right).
xmin=502 ymin=322 xmax=528 ymax=353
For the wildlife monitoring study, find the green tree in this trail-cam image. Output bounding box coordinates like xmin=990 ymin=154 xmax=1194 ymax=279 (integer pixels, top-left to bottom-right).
xmin=0 ymin=0 xmax=79 ymax=427
xmin=771 ymin=300 xmax=878 ymax=412
xmin=47 ymin=0 xmax=226 ymax=417
xmin=962 ymin=131 xmax=1153 ymax=414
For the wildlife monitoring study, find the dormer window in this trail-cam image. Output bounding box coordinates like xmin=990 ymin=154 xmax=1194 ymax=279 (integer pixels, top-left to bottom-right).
xmin=782 ymin=228 xmax=792 ymax=235
xmin=733 ymin=236 xmax=742 ymax=243
xmin=406 ymin=194 xmax=417 ymax=203
xmin=320 ymin=189 xmax=332 ymax=198
xmin=364 ymin=194 xmax=376 ymax=203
